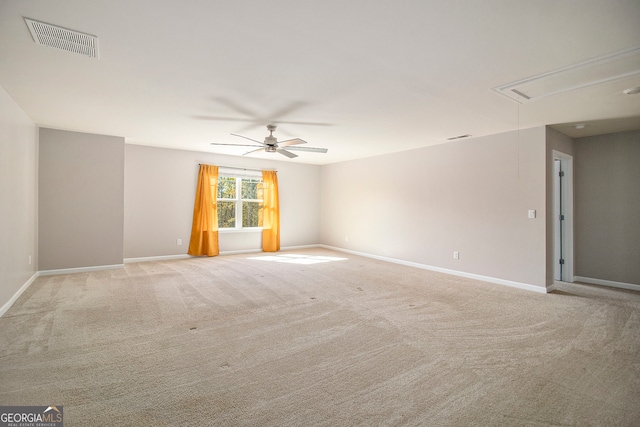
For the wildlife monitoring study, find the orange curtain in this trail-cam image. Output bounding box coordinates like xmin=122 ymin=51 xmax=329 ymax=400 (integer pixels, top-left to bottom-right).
xmin=188 ymin=164 xmax=219 ymax=256
xmin=260 ymin=170 xmax=280 ymax=252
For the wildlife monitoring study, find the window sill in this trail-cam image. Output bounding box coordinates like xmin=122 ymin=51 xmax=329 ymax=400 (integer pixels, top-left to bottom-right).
xmin=219 ymin=227 xmax=263 ymax=234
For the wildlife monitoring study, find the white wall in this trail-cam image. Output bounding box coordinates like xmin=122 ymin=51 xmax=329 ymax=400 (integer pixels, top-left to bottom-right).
xmin=320 ymin=126 xmax=548 ymax=290
xmin=0 ymin=85 xmax=38 ymax=311
xmin=124 ymin=144 xmax=321 ymax=258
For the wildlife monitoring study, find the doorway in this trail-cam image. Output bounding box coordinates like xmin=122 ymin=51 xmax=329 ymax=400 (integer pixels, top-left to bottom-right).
xmin=553 ymin=151 xmax=574 ymax=282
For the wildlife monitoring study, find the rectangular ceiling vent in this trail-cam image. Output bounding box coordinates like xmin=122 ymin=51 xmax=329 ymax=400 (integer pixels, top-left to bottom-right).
xmin=25 ymin=18 xmax=99 ymax=58
xmin=447 ymin=134 xmax=471 ymax=141
xmin=493 ymin=46 xmax=640 ymax=103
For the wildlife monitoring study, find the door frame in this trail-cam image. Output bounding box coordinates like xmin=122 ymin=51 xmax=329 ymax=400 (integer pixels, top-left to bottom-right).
xmin=552 ymin=150 xmax=574 ymax=283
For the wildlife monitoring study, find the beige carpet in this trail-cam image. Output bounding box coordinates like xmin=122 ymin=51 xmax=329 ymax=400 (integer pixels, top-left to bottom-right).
xmin=1 ymin=248 xmax=639 ymax=426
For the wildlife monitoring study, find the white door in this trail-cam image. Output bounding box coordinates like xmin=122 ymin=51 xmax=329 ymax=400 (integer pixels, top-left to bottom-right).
xmin=553 ymin=152 xmax=574 ymax=283
xmin=554 ymin=159 xmax=563 ymax=281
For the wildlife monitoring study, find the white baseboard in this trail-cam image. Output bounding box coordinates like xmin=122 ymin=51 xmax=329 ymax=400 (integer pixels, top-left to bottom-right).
xmin=125 ymin=245 xmax=322 ymax=261
xmin=38 ymin=264 xmax=124 ymax=276
xmin=0 ymin=272 xmax=40 ymax=317
xmin=320 ymin=245 xmax=549 ymax=294
xmin=125 ymin=254 xmax=192 ymax=263
xmin=574 ymin=276 xmax=640 ymax=292
xmin=218 ymin=245 xmax=322 ymax=256
xmin=219 ymin=249 xmax=263 ymax=256
xmin=282 ymin=244 xmax=322 ymax=251
xmin=222 ymin=245 xmax=321 ymax=255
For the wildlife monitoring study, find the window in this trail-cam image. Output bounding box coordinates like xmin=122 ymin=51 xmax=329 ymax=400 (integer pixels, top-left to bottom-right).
xmin=217 ymin=175 xmax=263 ymax=229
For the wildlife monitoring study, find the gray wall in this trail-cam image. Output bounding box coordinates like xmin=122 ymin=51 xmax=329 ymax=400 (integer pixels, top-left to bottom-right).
xmin=320 ymin=126 xmax=548 ymax=289
xmin=574 ymin=130 xmax=640 ymax=285
xmin=3 ymin=102 xmax=634 ymax=316
xmin=124 ymin=144 xmax=321 ymax=258
xmin=0 ymin=86 xmax=38 ymax=310
xmin=39 ymin=128 xmax=124 ymax=270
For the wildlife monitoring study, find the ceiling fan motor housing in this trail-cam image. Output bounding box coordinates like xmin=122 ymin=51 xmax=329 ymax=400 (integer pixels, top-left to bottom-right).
xmin=265 ymin=135 xmax=277 ymax=146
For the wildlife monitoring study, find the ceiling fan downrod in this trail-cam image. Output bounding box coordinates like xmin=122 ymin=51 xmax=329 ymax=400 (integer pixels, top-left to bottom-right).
xmin=265 ymin=124 xmax=278 ymax=147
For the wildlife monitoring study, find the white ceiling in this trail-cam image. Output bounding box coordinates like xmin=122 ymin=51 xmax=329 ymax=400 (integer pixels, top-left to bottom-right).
xmin=1 ymin=0 xmax=639 ymax=165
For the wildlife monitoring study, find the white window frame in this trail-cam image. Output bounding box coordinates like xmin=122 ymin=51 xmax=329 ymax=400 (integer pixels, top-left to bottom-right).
xmin=217 ymin=171 xmax=263 ymax=232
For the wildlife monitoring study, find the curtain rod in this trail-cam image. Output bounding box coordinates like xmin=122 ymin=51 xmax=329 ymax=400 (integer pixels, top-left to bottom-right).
xmin=198 ymin=164 xmax=276 ymax=173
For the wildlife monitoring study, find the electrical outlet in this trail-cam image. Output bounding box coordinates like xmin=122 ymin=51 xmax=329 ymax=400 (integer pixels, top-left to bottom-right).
xmin=453 ymin=251 xmax=459 ymax=259
xmin=177 ymin=239 xmax=182 ymax=245
xmin=345 ymin=235 xmax=349 ymax=242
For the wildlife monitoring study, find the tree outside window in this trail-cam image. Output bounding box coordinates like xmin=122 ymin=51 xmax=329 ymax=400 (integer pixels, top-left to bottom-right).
xmin=217 ymin=176 xmax=262 ymax=229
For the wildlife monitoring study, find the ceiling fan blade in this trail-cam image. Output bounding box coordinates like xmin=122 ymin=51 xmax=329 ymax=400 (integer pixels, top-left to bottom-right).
xmin=244 ymin=148 xmax=266 ymax=156
xmin=277 ymin=148 xmax=298 ymax=158
xmin=285 ymin=146 xmax=328 ymax=153
xmin=210 ymin=143 xmax=262 ymax=147
xmin=235 ymin=120 xmax=333 ymax=134
xmin=193 ymin=115 xmax=261 ymax=123
xmin=278 ymin=138 xmax=307 ymax=147
xmin=194 ymin=115 xmax=332 ymax=127
xmin=230 ymin=133 xmax=265 ymax=145
xmin=213 ymin=97 xmax=259 ymax=118
xmin=272 ymin=120 xmax=333 ymax=127
xmin=263 ymin=101 xmax=307 ymax=123
xmin=231 ymin=105 xmax=305 ymax=134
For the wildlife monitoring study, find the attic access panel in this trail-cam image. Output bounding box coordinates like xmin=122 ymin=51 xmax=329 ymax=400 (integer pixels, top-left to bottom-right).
xmin=493 ymin=46 xmax=640 ymax=103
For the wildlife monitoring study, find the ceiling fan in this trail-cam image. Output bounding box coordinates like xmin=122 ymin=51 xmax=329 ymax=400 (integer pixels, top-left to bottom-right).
xmin=210 ymin=124 xmax=328 ymax=158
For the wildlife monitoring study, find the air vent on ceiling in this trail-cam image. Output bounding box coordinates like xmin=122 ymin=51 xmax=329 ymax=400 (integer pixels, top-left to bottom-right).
xmin=493 ymin=46 xmax=640 ymax=103
xmin=447 ymin=134 xmax=471 ymax=141
xmin=25 ymin=18 xmax=99 ymax=58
